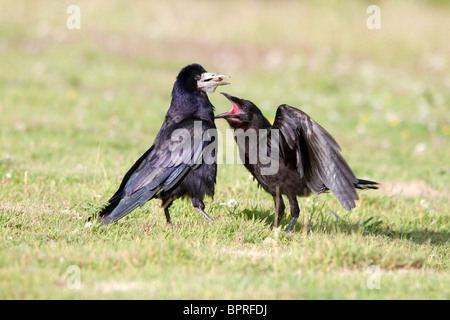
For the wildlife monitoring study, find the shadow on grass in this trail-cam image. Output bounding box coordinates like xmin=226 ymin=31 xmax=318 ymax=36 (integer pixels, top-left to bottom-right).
xmin=241 ymin=208 xmax=275 ymax=227
xmin=238 ymin=205 xmax=450 ymax=246
xmin=386 ymin=228 xmax=450 ymax=246
xmin=84 ymin=198 xmax=449 ymax=246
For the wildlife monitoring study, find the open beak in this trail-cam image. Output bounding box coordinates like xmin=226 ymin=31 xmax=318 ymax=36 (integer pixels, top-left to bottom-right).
xmin=197 ymin=72 xmax=230 ymax=93
xmin=215 ymin=92 xmax=242 ymax=119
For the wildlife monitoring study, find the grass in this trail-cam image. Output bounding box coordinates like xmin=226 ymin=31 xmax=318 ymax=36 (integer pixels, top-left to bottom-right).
xmin=0 ymin=0 xmax=449 ymax=299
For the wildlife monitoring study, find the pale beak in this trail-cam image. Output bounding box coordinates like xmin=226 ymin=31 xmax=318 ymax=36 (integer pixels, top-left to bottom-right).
xmin=197 ymin=72 xmax=230 ymax=93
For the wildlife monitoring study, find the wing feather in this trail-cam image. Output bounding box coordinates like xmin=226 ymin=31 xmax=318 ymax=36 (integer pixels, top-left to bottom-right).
xmin=101 ymin=118 xmax=213 ymax=224
xmin=273 ymin=104 xmax=359 ymax=210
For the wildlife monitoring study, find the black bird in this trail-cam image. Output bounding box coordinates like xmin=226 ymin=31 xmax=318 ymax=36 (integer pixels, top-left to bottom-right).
xmin=216 ymin=93 xmax=378 ymax=232
xmin=98 ymin=64 xmax=229 ymax=225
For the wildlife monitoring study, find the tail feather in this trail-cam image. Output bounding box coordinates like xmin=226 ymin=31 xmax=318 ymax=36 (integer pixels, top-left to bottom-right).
xmin=355 ymin=179 xmax=379 ymax=190
xmin=98 ymin=194 xmax=123 ymax=225
xmin=98 ymin=196 xmax=121 ymax=219
xmin=100 ymin=187 xmax=158 ymax=225
xmin=101 ymin=200 xmax=140 ymax=225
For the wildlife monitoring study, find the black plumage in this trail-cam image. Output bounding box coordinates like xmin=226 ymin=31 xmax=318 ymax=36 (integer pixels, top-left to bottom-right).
xmin=216 ymin=93 xmax=378 ymax=232
xmin=98 ymin=64 xmax=229 ymax=225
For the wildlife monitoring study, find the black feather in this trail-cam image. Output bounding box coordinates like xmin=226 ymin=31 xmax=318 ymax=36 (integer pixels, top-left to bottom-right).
xmin=98 ymin=64 xmax=219 ymax=225
xmin=217 ymin=94 xmax=378 ymax=232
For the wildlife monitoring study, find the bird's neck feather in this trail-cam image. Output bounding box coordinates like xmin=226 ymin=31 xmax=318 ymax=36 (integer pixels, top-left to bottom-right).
xmin=168 ymin=87 xmax=214 ymax=121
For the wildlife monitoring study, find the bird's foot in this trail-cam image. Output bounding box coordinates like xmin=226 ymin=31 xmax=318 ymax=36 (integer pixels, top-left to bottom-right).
xmin=287 ymin=217 xmax=298 ymax=232
xmin=194 ymin=208 xmax=214 ymax=223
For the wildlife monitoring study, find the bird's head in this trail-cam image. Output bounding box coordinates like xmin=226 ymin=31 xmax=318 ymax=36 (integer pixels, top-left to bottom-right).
xmin=215 ymin=93 xmax=264 ymax=129
xmin=175 ymin=63 xmax=230 ymax=94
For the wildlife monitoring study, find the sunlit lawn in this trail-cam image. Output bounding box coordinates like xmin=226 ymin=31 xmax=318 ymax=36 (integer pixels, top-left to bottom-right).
xmin=0 ymin=0 xmax=449 ymax=299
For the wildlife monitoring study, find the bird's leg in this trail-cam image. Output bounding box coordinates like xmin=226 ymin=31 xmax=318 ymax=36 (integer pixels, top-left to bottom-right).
xmin=164 ymin=207 xmax=172 ymax=225
xmin=287 ymin=196 xmax=300 ymax=232
xmin=160 ymin=198 xmax=173 ymax=224
xmin=192 ymin=198 xmax=214 ymax=223
xmin=273 ymin=186 xmax=285 ymax=228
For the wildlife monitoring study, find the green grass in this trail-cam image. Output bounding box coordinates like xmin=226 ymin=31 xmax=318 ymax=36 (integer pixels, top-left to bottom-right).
xmin=1 ymin=0 xmax=449 ymax=299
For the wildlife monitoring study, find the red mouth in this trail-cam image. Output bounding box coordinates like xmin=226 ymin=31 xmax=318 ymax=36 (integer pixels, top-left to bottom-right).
xmin=215 ymin=101 xmax=242 ymax=119
xmin=215 ymin=92 xmax=244 ymax=121
xmin=226 ymin=101 xmax=240 ymax=116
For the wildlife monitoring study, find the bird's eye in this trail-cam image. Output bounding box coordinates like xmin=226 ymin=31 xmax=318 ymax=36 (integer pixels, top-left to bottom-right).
xmin=195 ymin=75 xmax=201 ymax=81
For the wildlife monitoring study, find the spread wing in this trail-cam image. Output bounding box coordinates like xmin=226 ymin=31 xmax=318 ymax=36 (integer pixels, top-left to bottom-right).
xmin=272 ymin=104 xmax=359 ymax=210
xmin=100 ymin=118 xmax=214 ymax=224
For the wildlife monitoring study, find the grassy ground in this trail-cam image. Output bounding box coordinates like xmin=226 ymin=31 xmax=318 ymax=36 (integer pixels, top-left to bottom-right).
xmin=0 ymin=0 xmax=449 ymax=299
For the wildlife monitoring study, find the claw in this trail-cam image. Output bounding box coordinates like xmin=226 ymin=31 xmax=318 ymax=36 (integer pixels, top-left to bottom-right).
xmin=194 ymin=208 xmax=214 ymax=223
xmin=287 ymin=217 xmax=298 ymax=232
